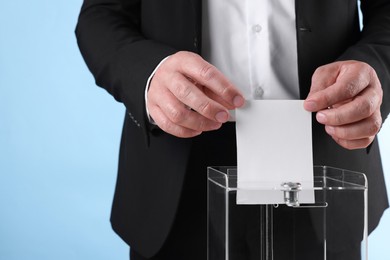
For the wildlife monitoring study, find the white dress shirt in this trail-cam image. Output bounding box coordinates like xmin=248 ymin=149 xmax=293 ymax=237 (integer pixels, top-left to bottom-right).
xmin=202 ymin=0 xmax=299 ymax=100
xmin=146 ymin=0 xmax=299 ymax=122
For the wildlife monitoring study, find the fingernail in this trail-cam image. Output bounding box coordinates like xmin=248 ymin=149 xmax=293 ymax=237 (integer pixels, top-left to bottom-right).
xmin=215 ymin=111 xmax=229 ymax=123
xmin=316 ymin=112 xmax=327 ymax=123
xmin=325 ymin=126 xmax=335 ymax=135
xmin=304 ymin=100 xmax=317 ymax=111
xmin=233 ymin=95 xmax=245 ymax=107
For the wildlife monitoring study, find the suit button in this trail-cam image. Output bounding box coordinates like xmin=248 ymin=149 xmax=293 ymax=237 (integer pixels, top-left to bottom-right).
xmin=193 ymin=37 xmax=198 ymax=48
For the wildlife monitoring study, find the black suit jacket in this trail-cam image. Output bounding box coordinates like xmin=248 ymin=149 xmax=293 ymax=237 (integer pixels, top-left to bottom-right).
xmin=76 ymin=0 xmax=390 ymax=257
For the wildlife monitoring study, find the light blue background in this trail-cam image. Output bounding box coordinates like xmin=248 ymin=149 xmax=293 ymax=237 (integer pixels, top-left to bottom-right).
xmin=0 ymin=1 xmax=388 ymax=259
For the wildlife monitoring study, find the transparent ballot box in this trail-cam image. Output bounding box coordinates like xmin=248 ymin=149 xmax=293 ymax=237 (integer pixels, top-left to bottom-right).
xmin=207 ymin=166 xmax=368 ymax=260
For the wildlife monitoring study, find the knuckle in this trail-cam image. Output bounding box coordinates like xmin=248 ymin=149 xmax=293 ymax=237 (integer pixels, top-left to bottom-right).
xmin=378 ymin=86 xmax=384 ymax=100
xmin=372 ymin=84 xmax=383 ymax=109
xmin=336 ymin=139 xmax=351 ymax=150
xmin=218 ymin=85 xmax=230 ymax=97
xmin=360 ymin=138 xmax=372 ymax=149
xmin=197 ymin=100 xmax=213 ymax=115
xmin=339 ymin=139 xmax=362 ymax=150
xmin=200 ymin=64 xmax=217 ymax=81
xmin=176 ymin=128 xmax=189 ymax=138
xmin=366 ymin=64 xmax=378 ymax=84
xmin=368 ymin=136 xmax=375 ymax=146
xmin=196 ymin=119 xmax=206 ymax=131
xmin=368 ymin=114 xmax=382 ymax=135
xmin=173 ymin=81 xmax=192 ymax=100
xmin=169 ymin=107 xmax=187 ymax=124
xmin=322 ymin=92 xmax=333 ymax=107
xmin=338 ymin=127 xmax=347 ymax=139
xmin=341 ymin=65 xmax=370 ymax=98
xmin=357 ymin=97 xmax=375 ymax=117
xmin=334 ymin=111 xmax=344 ymax=125
xmin=158 ymin=117 xmax=172 ymax=133
xmin=175 ymin=50 xmax=190 ymax=60
xmin=373 ymin=79 xmax=384 ymax=100
xmin=311 ymin=67 xmax=325 ymax=83
xmin=344 ymin=80 xmax=360 ymax=98
xmin=197 ymin=119 xmax=211 ymax=131
xmin=314 ymin=65 xmax=327 ymax=76
xmin=344 ymin=142 xmax=355 ymax=150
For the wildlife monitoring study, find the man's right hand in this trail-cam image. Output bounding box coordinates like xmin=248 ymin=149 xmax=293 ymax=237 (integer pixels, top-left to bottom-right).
xmin=147 ymin=51 xmax=245 ymax=138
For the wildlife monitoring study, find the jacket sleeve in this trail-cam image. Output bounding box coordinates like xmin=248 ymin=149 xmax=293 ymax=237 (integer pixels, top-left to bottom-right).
xmin=338 ymin=0 xmax=390 ymax=124
xmin=75 ymin=0 xmax=177 ymax=135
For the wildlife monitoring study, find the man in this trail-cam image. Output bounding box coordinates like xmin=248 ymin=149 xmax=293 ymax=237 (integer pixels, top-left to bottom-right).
xmin=76 ymin=0 xmax=389 ymax=259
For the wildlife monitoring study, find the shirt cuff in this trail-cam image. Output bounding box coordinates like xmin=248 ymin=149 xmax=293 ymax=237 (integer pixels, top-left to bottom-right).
xmin=144 ymin=56 xmax=171 ymax=125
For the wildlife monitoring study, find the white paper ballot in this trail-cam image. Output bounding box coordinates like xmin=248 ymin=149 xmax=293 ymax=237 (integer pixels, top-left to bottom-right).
xmin=235 ymin=100 xmax=314 ymax=204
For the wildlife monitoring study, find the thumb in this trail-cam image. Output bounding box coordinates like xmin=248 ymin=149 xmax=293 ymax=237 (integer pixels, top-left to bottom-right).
xmin=304 ymin=62 xmax=341 ymax=111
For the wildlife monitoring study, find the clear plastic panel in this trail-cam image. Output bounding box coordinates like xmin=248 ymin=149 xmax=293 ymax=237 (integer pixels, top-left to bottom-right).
xmin=207 ymin=166 xmax=368 ymax=260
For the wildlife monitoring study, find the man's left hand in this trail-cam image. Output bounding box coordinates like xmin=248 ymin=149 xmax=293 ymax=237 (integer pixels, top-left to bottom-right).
xmin=304 ymin=60 xmax=383 ymax=150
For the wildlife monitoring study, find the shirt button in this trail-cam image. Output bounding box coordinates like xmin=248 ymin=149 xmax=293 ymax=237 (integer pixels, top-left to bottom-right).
xmin=253 ymin=86 xmax=264 ymax=99
xmin=252 ymin=24 xmax=262 ymax=33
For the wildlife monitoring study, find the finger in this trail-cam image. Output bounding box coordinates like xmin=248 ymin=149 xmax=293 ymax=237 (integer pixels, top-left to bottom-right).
xmin=149 ymin=86 xmax=223 ymax=131
xmin=331 ymin=135 xmax=375 ymax=150
xmin=308 ymin=72 xmax=369 ymax=111
xmin=148 ymin=105 xmax=202 ymax=138
xmin=304 ymin=63 xmax=340 ymax=111
xmin=176 ymin=52 xmax=245 ymax=108
xmin=324 ymin=111 xmax=382 ymax=140
xmin=305 ymin=62 xmax=371 ymax=111
xmin=315 ymin=87 xmax=382 ymax=126
xmin=308 ymin=63 xmax=340 ymax=96
xmin=167 ymin=72 xmax=231 ymax=123
xmin=186 ymin=77 xmax=235 ymax=109
xmin=202 ymin=85 xmax=236 ymax=110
